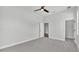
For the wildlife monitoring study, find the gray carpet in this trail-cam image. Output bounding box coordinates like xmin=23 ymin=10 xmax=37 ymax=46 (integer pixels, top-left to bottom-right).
xmin=0 ymin=37 xmax=78 ymax=52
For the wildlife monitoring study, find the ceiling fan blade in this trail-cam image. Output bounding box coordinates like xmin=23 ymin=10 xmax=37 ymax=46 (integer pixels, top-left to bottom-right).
xmin=44 ymin=9 xmax=49 ymax=13
xmin=34 ymin=9 xmax=41 ymax=11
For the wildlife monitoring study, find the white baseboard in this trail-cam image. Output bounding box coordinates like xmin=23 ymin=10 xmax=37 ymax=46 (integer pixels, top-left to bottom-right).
xmin=49 ymin=37 xmax=65 ymax=41
xmin=0 ymin=37 xmax=38 ymax=50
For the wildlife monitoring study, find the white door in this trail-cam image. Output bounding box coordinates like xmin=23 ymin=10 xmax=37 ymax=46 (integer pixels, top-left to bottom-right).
xmin=39 ymin=23 xmax=44 ymax=37
xmin=65 ymin=20 xmax=75 ymax=39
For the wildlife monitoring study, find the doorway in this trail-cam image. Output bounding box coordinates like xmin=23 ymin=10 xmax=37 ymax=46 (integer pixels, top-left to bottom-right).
xmin=39 ymin=23 xmax=49 ymax=37
xmin=44 ymin=23 xmax=49 ymax=37
xmin=65 ymin=20 xmax=75 ymax=40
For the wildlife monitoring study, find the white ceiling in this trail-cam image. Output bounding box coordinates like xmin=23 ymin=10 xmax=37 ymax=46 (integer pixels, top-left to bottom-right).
xmin=9 ymin=6 xmax=69 ymax=23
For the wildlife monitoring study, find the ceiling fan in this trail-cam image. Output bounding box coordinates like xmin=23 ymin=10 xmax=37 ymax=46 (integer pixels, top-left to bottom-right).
xmin=34 ymin=6 xmax=49 ymax=13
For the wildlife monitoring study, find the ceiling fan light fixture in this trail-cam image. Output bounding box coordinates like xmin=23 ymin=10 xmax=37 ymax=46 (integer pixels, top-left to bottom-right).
xmin=41 ymin=9 xmax=44 ymax=11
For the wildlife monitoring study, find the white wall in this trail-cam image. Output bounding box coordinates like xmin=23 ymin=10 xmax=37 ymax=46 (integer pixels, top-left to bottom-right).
xmin=45 ymin=9 xmax=74 ymax=41
xmin=75 ymin=7 xmax=79 ymax=49
xmin=0 ymin=6 xmax=41 ymax=47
